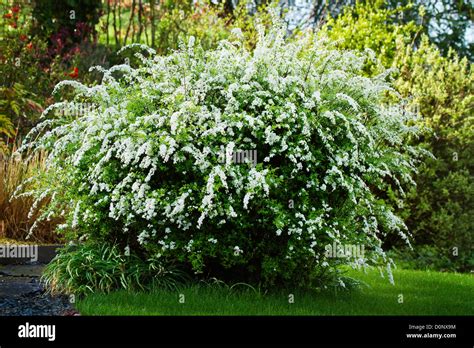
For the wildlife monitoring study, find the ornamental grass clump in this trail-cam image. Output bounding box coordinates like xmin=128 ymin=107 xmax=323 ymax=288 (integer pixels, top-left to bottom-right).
xmin=24 ymin=21 xmax=421 ymax=290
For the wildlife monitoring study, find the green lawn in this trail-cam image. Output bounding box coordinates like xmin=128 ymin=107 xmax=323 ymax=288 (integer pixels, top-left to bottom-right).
xmin=76 ymin=268 xmax=474 ymax=316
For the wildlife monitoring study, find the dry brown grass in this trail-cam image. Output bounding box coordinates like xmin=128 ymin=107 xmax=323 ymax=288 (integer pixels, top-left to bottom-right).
xmin=0 ymin=145 xmax=62 ymax=243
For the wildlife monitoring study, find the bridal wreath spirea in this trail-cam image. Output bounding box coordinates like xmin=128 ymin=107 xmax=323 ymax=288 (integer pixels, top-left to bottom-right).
xmin=25 ymin=23 xmax=421 ymax=287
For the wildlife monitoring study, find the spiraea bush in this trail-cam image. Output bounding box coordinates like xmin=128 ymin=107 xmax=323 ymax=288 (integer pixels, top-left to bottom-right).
xmin=24 ymin=21 xmax=422 ymax=290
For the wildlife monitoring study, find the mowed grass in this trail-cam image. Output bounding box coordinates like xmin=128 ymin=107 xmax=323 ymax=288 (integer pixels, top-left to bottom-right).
xmin=76 ymin=268 xmax=474 ymax=316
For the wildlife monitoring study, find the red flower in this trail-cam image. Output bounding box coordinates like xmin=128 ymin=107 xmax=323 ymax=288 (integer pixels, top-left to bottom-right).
xmin=11 ymin=6 xmax=20 ymax=13
xmin=68 ymin=67 xmax=79 ymax=79
xmin=3 ymin=13 xmax=12 ymax=19
xmin=26 ymin=42 xmax=33 ymax=50
xmin=10 ymin=22 xmax=17 ymax=29
xmin=19 ymin=34 xmax=27 ymax=41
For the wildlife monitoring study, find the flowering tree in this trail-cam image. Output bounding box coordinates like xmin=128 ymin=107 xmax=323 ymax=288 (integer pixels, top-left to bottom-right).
xmin=23 ymin=21 xmax=421 ymax=289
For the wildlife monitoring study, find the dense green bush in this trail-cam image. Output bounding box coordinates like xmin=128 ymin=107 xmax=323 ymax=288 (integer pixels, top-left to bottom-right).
xmin=0 ymin=2 xmax=111 ymax=148
xmin=321 ymin=1 xmax=420 ymax=71
xmin=26 ymin=21 xmax=421 ymax=290
xmin=322 ymin=1 xmax=474 ymax=271
xmin=43 ymin=243 xmax=187 ymax=295
xmin=32 ymin=0 xmax=102 ymax=39
xmin=393 ymin=38 xmax=474 ymax=271
xmin=0 ymin=4 xmax=49 ymax=140
xmin=388 ymin=245 xmax=469 ymax=273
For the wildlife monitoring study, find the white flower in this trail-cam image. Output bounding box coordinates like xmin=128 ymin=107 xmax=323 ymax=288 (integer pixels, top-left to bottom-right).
xmin=159 ymin=144 xmax=168 ymax=158
xmin=233 ymin=246 xmax=243 ymax=256
xmin=71 ymin=201 xmax=81 ymax=228
xmin=185 ymin=239 xmax=194 ymax=252
xmin=336 ymin=93 xmax=360 ymax=111
xmin=138 ymin=230 xmax=149 ymax=245
xmin=231 ymin=27 xmax=243 ymax=39
xmin=143 ymin=198 xmax=157 ymax=220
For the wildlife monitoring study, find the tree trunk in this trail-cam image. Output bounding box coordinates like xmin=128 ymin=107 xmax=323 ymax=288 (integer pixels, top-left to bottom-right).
xmin=113 ymin=0 xmax=119 ymax=47
xmin=137 ymin=0 xmax=143 ymax=43
xmin=124 ymin=0 xmax=137 ymax=46
xmin=150 ymin=0 xmax=156 ymax=48
xmin=118 ymin=0 xmax=122 ymax=44
xmin=106 ymin=0 xmax=110 ymax=46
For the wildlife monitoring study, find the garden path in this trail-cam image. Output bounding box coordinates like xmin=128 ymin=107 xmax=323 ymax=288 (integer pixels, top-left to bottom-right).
xmin=0 ymin=264 xmax=79 ymax=316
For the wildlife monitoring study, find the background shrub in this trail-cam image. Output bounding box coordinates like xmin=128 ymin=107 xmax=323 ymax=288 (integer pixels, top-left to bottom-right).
xmin=322 ymin=1 xmax=474 ymax=272
xmin=393 ymin=39 xmax=474 ymax=272
xmin=31 ymin=0 xmax=102 ymax=40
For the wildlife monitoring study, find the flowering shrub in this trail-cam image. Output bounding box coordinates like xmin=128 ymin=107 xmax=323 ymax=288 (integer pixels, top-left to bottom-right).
xmin=24 ymin=21 xmax=421 ymax=288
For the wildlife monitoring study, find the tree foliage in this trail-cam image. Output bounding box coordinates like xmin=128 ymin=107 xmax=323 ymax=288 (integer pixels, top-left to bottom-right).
xmin=323 ymin=0 xmax=474 ymax=271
